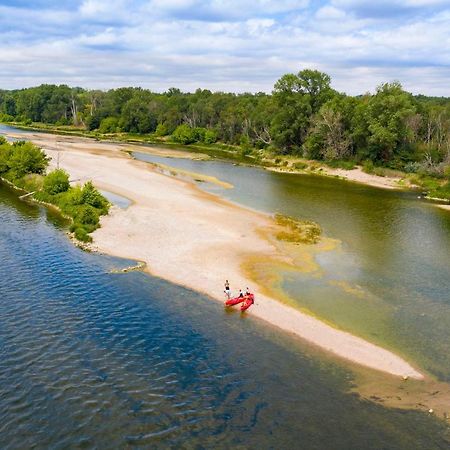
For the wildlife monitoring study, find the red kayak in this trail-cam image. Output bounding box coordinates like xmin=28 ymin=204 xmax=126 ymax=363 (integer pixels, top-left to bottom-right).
xmin=225 ymin=295 xmax=247 ymax=306
xmin=240 ymin=294 xmax=255 ymax=311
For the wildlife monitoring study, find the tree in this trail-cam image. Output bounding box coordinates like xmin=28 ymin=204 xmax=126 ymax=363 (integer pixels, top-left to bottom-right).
xmin=99 ymin=117 xmax=119 ymax=133
xmin=365 ymin=82 xmax=417 ymax=162
xmin=120 ymin=96 xmax=157 ymax=133
xmin=172 ymin=124 xmax=196 ymax=144
xmin=9 ymin=142 xmax=49 ymax=179
xmin=81 ymin=181 xmax=109 ymax=211
xmin=43 ymin=169 xmax=70 ymax=195
xmin=271 ymin=69 xmax=335 ymax=152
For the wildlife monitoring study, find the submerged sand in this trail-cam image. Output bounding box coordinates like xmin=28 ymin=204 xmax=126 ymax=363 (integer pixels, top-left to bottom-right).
xmin=3 ymin=131 xmax=425 ymax=379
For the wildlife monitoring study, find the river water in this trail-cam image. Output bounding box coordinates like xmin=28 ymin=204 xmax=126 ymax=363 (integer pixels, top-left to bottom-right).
xmin=133 ymin=151 xmax=450 ymax=383
xmin=1 ymin=125 xmax=450 ymax=448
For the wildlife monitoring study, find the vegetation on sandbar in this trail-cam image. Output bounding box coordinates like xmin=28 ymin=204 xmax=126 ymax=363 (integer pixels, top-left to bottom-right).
xmin=275 ymin=213 xmax=321 ymax=245
xmin=0 ymin=136 xmax=109 ymax=242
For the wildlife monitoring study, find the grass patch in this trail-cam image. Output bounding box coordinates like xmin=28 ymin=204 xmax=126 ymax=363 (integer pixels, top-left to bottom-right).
xmin=275 ymin=213 xmax=321 ymax=245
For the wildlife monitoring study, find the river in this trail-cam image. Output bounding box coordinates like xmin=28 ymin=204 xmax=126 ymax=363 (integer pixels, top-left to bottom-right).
xmin=132 ymin=151 xmax=450 ymax=382
xmin=1 ymin=125 xmax=450 ymax=448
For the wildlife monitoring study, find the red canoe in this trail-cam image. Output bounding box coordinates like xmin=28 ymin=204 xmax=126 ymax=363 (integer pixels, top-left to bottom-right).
xmin=225 ymin=295 xmax=247 ymax=306
xmin=240 ymin=294 xmax=255 ymax=311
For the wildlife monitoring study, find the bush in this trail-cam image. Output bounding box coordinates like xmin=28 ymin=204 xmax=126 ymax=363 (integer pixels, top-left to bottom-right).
xmin=154 ymin=123 xmax=169 ymax=137
xmin=74 ymin=204 xmax=100 ymax=226
xmin=8 ymin=141 xmax=49 ymax=179
xmin=43 ymin=169 xmax=70 ymax=195
xmin=326 ymin=159 xmax=356 ymax=170
xmin=81 ymin=181 xmax=109 ymax=211
xmin=172 ymin=124 xmax=196 ymax=145
xmin=203 ymin=129 xmax=217 ymax=144
xmin=292 ymin=161 xmax=308 ymax=170
xmin=99 ymin=117 xmax=119 ymax=134
xmin=193 ymin=127 xmax=207 ymax=142
xmin=0 ymin=144 xmax=12 ymax=173
xmin=74 ymin=227 xmax=92 ymax=243
xmin=0 ymin=113 xmax=14 ymax=123
xmin=404 ymin=162 xmax=421 ymax=173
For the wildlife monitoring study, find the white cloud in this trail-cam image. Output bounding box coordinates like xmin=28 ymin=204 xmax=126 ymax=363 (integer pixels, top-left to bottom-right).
xmin=0 ymin=0 xmax=449 ymax=95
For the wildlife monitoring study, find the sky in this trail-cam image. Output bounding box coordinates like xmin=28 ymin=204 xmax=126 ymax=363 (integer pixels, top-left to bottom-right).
xmin=0 ymin=0 xmax=449 ymax=95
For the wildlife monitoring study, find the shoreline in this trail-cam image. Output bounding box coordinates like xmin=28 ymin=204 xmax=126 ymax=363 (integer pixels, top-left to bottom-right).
xmin=2 ymin=122 xmax=444 ymax=199
xmin=2 ymin=129 xmax=427 ymax=380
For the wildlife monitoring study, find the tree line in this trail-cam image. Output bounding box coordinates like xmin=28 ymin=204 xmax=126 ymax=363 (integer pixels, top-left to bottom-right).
xmin=1 ymin=69 xmax=450 ymax=177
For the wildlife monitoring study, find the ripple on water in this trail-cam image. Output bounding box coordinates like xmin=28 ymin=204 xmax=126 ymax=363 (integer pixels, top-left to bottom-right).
xmin=1 ymin=185 xmax=450 ymax=450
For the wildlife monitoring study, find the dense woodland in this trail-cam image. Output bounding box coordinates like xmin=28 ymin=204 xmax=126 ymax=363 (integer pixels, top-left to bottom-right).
xmin=1 ymin=70 xmax=450 ymax=181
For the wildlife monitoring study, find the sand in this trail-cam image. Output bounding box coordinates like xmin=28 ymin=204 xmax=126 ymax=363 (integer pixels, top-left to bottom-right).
xmin=321 ymin=166 xmax=406 ymax=189
xmin=2 ymin=130 xmax=425 ymax=379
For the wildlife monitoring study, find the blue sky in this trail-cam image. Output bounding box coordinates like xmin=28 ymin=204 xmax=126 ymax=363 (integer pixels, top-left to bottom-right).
xmin=1 ymin=0 xmax=449 ymax=95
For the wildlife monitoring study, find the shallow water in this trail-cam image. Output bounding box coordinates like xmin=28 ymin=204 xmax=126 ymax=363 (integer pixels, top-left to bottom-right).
xmin=133 ymin=152 xmax=450 ymax=381
xmin=2 ymin=182 xmax=450 ymax=449
xmin=100 ymin=190 xmax=132 ymax=209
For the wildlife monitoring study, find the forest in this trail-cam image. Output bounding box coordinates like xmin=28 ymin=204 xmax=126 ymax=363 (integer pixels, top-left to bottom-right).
xmin=1 ymin=70 xmax=449 ymax=187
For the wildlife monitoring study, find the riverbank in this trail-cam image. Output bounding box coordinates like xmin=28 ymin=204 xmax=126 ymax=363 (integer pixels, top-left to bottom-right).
xmin=1 ymin=122 xmax=436 ymax=196
xmin=0 ymin=128 xmax=426 ymax=380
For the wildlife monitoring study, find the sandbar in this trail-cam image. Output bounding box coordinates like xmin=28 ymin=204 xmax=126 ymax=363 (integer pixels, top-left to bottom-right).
xmin=2 ymin=130 xmax=424 ymax=379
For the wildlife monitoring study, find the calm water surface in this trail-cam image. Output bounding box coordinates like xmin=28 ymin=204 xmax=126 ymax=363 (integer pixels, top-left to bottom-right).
xmin=133 ymin=152 xmax=450 ymax=381
xmin=1 ymin=181 xmax=450 ymax=449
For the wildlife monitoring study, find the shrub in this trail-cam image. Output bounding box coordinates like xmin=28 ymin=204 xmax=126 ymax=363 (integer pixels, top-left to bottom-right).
xmin=0 ymin=144 xmax=12 ymax=173
xmin=99 ymin=117 xmax=119 ymax=134
xmin=362 ymin=160 xmax=375 ymax=174
xmin=0 ymin=113 xmax=14 ymax=123
xmin=203 ymin=129 xmax=217 ymax=144
xmin=404 ymin=162 xmax=421 ymax=173
xmin=74 ymin=204 xmax=100 ymax=226
xmin=43 ymin=169 xmax=70 ymax=195
xmin=326 ymin=159 xmax=356 ymax=170
xmin=172 ymin=124 xmax=196 ymax=144
xmin=293 ymin=161 xmax=308 ymax=170
xmin=8 ymin=142 xmax=49 ymax=179
xmin=74 ymin=227 xmax=92 ymax=243
xmin=193 ymin=127 xmax=207 ymax=142
xmin=154 ymin=123 xmax=169 ymax=136
xmin=81 ymin=181 xmax=109 ymax=211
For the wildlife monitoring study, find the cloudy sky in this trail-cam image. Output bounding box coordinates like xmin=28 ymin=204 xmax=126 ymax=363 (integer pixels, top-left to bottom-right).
xmin=1 ymin=0 xmax=449 ymax=95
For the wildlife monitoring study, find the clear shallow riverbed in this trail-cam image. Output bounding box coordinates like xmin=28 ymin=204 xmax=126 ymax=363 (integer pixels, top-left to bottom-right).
xmin=1 ymin=182 xmax=450 ymax=449
xmin=133 ymin=151 xmax=450 ymax=382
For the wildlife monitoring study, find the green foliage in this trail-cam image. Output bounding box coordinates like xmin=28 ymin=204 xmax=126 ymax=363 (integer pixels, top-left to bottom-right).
xmin=325 ymin=159 xmax=356 ymax=170
xmin=74 ymin=204 xmax=100 ymax=226
xmin=172 ymin=124 xmax=196 ymax=144
xmin=203 ymin=129 xmax=218 ymax=144
xmin=155 ymin=123 xmax=169 ymax=136
xmin=0 ymin=113 xmax=14 ymax=122
xmin=81 ymin=181 xmax=109 ymax=212
xmin=99 ymin=117 xmax=119 ymax=133
xmin=0 ymin=140 xmax=48 ymax=179
xmin=1 ymin=74 xmax=450 ymax=179
xmin=0 ymin=137 xmax=109 ymax=243
xmin=43 ymin=169 xmax=70 ymax=195
xmin=74 ymin=227 xmax=92 ymax=242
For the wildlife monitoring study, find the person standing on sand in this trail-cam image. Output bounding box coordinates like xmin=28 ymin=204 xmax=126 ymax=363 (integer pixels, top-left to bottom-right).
xmin=224 ymin=280 xmax=231 ymax=299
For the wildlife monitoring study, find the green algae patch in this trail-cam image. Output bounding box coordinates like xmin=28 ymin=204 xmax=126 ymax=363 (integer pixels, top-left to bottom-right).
xmin=275 ymin=213 xmax=321 ymax=245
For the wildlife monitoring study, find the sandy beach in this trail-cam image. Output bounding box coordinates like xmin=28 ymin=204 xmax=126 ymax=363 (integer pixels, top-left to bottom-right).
xmin=323 ymin=166 xmax=406 ymax=189
xmin=2 ymin=130 xmax=425 ymax=379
